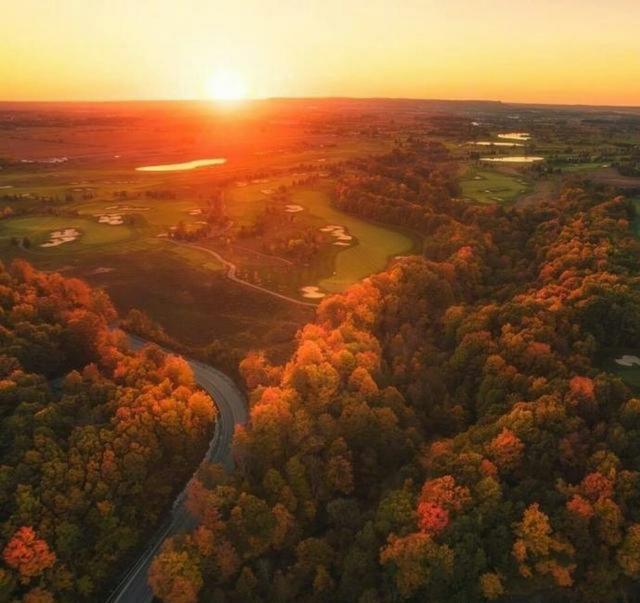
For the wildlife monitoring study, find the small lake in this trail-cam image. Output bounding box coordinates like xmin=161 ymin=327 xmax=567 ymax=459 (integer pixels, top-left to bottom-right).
xmin=136 ymin=158 xmax=226 ymax=172
xmin=468 ymin=141 xmax=524 ymax=147
xmin=481 ymin=156 xmax=544 ymax=163
xmin=497 ymin=132 xmax=530 ymax=141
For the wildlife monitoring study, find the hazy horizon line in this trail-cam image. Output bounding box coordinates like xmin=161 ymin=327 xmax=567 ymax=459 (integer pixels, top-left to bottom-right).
xmin=1 ymin=95 xmax=639 ymax=111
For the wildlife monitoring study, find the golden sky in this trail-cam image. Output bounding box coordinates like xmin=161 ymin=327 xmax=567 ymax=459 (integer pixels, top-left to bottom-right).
xmin=3 ymin=0 xmax=640 ymax=105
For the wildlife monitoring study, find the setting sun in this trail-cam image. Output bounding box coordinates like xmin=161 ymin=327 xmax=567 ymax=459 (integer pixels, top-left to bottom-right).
xmin=207 ymin=70 xmax=247 ymax=101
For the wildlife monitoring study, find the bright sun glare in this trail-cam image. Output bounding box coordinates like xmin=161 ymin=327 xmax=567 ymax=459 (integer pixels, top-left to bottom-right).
xmin=207 ymin=70 xmax=247 ymax=101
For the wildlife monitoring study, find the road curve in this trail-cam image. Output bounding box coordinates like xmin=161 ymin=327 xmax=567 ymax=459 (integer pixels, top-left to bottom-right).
xmin=105 ymin=334 xmax=248 ymax=603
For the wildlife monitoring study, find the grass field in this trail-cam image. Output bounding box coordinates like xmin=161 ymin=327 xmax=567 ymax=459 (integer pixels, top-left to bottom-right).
xmin=460 ymin=168 xmax=529 ymax=204
xmin=0 ymin=216 xmax=137 ymax=251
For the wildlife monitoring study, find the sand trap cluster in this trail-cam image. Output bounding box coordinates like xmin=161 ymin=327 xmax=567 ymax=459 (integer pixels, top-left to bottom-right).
xmin=40 ymin=228 xmax=80 ymax=247
xmin=615 ymin=355 xmax=640 ymax=367
xmin=285 ymin=204 xmax=304 ymax=213
xmin=300 ymin=286 xmax=326 ymax=299
xmin=98 ymin=214 xmax=124 ymax=225
xmin=188 ymin=208 xmax=202 ymax=216
xmin=320 ymin=224 xmax=353 ymax=245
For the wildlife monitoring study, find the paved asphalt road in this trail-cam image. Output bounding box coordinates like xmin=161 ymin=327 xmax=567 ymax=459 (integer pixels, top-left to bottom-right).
xmin=105 ymin=334 xmax=248 ymax=603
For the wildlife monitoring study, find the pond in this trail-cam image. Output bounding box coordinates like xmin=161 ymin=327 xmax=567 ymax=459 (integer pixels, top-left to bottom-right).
xmin=468 ymin=141 xmax=524 ymax=147
xmin=497 ymin=132 xmax=530 ymax=141
xmin=136 ymin=158 xmax=226 ymax=172
xmin=481 ymin=156 xmax=544 ymax=163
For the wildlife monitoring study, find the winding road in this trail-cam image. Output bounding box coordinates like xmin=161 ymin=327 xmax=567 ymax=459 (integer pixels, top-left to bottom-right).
xmin=105 ymin=334 xmax=248 ymax=603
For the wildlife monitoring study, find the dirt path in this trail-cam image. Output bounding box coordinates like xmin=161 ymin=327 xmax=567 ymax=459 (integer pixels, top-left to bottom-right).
xmin=166 ymin=240 xmax=317 ymax=308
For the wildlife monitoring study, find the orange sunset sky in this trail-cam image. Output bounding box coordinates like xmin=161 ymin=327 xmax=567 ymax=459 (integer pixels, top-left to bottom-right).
xmin=3 ymin=0 xmax=640 ymax=106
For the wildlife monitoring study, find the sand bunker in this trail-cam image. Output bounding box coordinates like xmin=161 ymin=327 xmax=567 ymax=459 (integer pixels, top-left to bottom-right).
xmin=285 ymin=204 xmax=304 ymax=213
xmin=615 ymin=355 xmax=640 ymax=367
xmin=0 ymin=185 xmax=13 ymax=189
xmin=261 ymin=189 xmax=275 ymax=195
xmin=319 ymin=224 xmax=353 ymax=244
xmin=40 ymin=228 xmax=80 ymax=248
xmin=251 ymin=178 xmax=270 ymax=184
xmin=300 ymin=286 xmax=326 ymax=299
xmin=236 ymin=181 xmax=248 ymax=187
xmin=188 ymin=208 xmax=203 ymax=216
xmin=98 ymin=214 xmax=124 ymax=225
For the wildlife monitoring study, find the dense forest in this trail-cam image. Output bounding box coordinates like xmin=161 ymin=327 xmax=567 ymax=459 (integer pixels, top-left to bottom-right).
xmin=333 ymin=144 xmax=461 ymax=233
xmin=0 ymin=263 xmax=216 ymax=601
xmin=149 ymin=158 xmax=640 ymax=601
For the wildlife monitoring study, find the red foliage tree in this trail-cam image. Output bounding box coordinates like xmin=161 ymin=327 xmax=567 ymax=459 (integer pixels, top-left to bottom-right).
xmin=2 ymin=527 xmax=56 ymax=582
